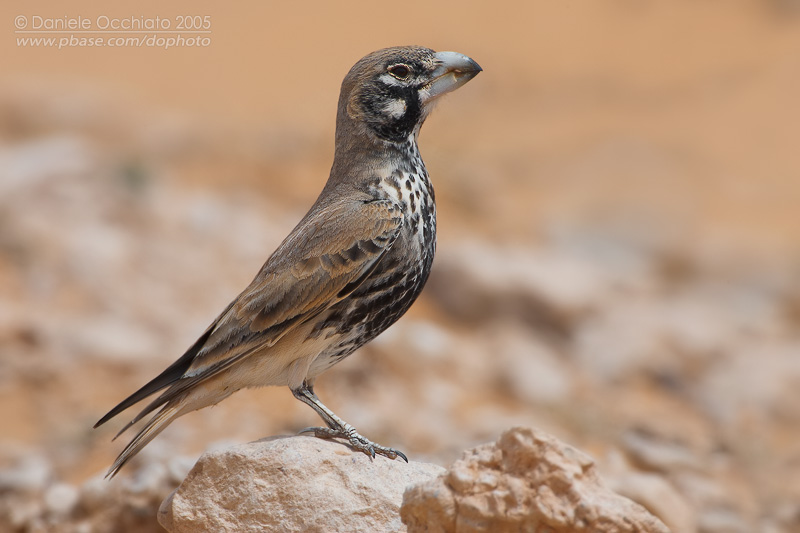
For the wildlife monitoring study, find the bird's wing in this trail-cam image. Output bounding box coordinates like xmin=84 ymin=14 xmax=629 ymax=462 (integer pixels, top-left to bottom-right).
xmin=189 ymin=196 xmax=404 ymax=374
xmin=96 ymin=196 xmax=404 ymax=430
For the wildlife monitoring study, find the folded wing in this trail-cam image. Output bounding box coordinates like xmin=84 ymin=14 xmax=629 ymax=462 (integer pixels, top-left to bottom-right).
xmin=95 ymin=197 xmax=404 ymax=433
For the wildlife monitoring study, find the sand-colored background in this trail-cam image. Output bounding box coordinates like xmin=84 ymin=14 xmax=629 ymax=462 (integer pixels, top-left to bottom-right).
xmin=1 ymin=1 xmax=799 ymax=531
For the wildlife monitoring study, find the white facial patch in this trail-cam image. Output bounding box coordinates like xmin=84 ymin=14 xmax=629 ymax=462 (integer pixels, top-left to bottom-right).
xmin=417 ymin=85 xmax=432 ymax=105
xmin=382 ymin=98 xmax=407 ymax=119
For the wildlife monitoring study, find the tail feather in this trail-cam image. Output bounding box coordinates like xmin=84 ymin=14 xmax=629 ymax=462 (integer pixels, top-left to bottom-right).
xmin=94 ymin=325 xmax=217 ymax=429
xmin=106 ymin=402 xmax=183 ymax=479
xmin=111 ymin=389 xmax=177 ymax=442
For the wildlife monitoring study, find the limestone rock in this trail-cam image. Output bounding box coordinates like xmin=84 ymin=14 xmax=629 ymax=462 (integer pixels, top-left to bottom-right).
xmin=159 ymin=435 xmax=445 ymax=533
xmin=0 ymin=451 xmax=190 ymax=533
xmin=609 ymin=471 xmax=696 ymax=533
xmin=400 ymin=427 xmax=670 ymax=533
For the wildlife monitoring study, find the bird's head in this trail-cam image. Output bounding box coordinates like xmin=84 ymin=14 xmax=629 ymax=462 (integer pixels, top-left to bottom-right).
xmin=336 ymin=46 xmax=482 ymax=146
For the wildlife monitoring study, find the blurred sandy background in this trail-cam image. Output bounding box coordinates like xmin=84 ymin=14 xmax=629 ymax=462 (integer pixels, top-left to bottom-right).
xmin=1 ymin=1 xmax=799 ymax=531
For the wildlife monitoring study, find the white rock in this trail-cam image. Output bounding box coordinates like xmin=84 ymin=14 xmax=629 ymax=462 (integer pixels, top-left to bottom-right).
xmin=494 ymin=328 xmax=571 ymax=404
xmin=0 ymin=454 xmax=51 ymax=492
xmin=159 ymin=435 xmax=445 ymax=533
xmin=43 ymin=482 xmax=79 ymax=516
xmin=0 ymin=135 xmax=94 ymax=195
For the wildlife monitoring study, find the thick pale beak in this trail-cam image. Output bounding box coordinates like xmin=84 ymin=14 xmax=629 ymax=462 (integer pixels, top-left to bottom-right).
xmin=421 ymin=51 xmax=482 ymax=105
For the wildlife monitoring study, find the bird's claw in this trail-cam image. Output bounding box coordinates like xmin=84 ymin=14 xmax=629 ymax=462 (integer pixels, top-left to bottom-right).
xmin=298 ymin=425 xmax=407 ymax=462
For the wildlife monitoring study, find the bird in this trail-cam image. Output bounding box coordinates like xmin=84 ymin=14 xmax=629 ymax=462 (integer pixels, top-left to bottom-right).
xmin=94 ymin=45 xmax=482 ymax=478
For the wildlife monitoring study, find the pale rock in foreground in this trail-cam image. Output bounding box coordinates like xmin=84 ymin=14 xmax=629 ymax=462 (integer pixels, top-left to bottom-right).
xmin=400 ymin=427 xmax=670 ymax=533
xmin=159 ymin=435 xmax=445 ymax=533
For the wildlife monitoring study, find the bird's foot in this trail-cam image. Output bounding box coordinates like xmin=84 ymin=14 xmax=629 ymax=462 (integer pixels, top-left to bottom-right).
xmin=299 ymin=425 xmax=408 ymax=462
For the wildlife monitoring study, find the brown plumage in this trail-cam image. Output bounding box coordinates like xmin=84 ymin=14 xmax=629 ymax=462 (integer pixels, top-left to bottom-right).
xmin=95 ymin=46 xmax=481 ymax=478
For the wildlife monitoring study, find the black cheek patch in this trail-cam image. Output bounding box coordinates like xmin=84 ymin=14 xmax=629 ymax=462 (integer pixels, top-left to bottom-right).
xmin=360 ymin=82 xmax=423 ymax=143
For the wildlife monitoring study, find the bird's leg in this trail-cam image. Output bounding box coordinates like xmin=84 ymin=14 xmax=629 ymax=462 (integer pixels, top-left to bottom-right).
xmin=292 ymin=381 xmax=407 ymax=462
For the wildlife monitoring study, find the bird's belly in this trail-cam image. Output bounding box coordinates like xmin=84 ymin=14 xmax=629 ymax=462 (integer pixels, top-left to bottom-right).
xmin=223 ymin=320 xmax=342 ymax=390
xmin=306 ymin=158 xmax=438 ymax=379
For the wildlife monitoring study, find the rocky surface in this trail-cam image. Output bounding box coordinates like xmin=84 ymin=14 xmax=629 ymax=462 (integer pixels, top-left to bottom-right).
xmin=159 ymin=436 xmax=445 ymax=533
xmin=1 ymin=105 xmax=798 ymax=531
xmin=162 ymin=428 xmax=672 ymax=533
xmin=0 ymin=451 xmax=193 ymax=533
xmin=401 ymin=427 xmax=669 ymax=533
xmin=3 ymin=3 xmax=800 ymax=532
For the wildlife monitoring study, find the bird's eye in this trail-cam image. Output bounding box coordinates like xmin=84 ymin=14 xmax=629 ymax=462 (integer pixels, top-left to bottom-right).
xmin=388 ymin=64 xmax=411 ymax=80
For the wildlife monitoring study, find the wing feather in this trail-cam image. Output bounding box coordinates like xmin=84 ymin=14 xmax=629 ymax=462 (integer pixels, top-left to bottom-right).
xmin=188 ymin=197 xmax=404 ymax=373
xmin=95 ymin=196 xmax=404 ymax=430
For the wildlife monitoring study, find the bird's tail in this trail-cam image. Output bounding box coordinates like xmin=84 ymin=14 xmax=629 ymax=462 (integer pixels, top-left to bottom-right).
xmin=106 ymin=402 xmax=183 ymax=479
